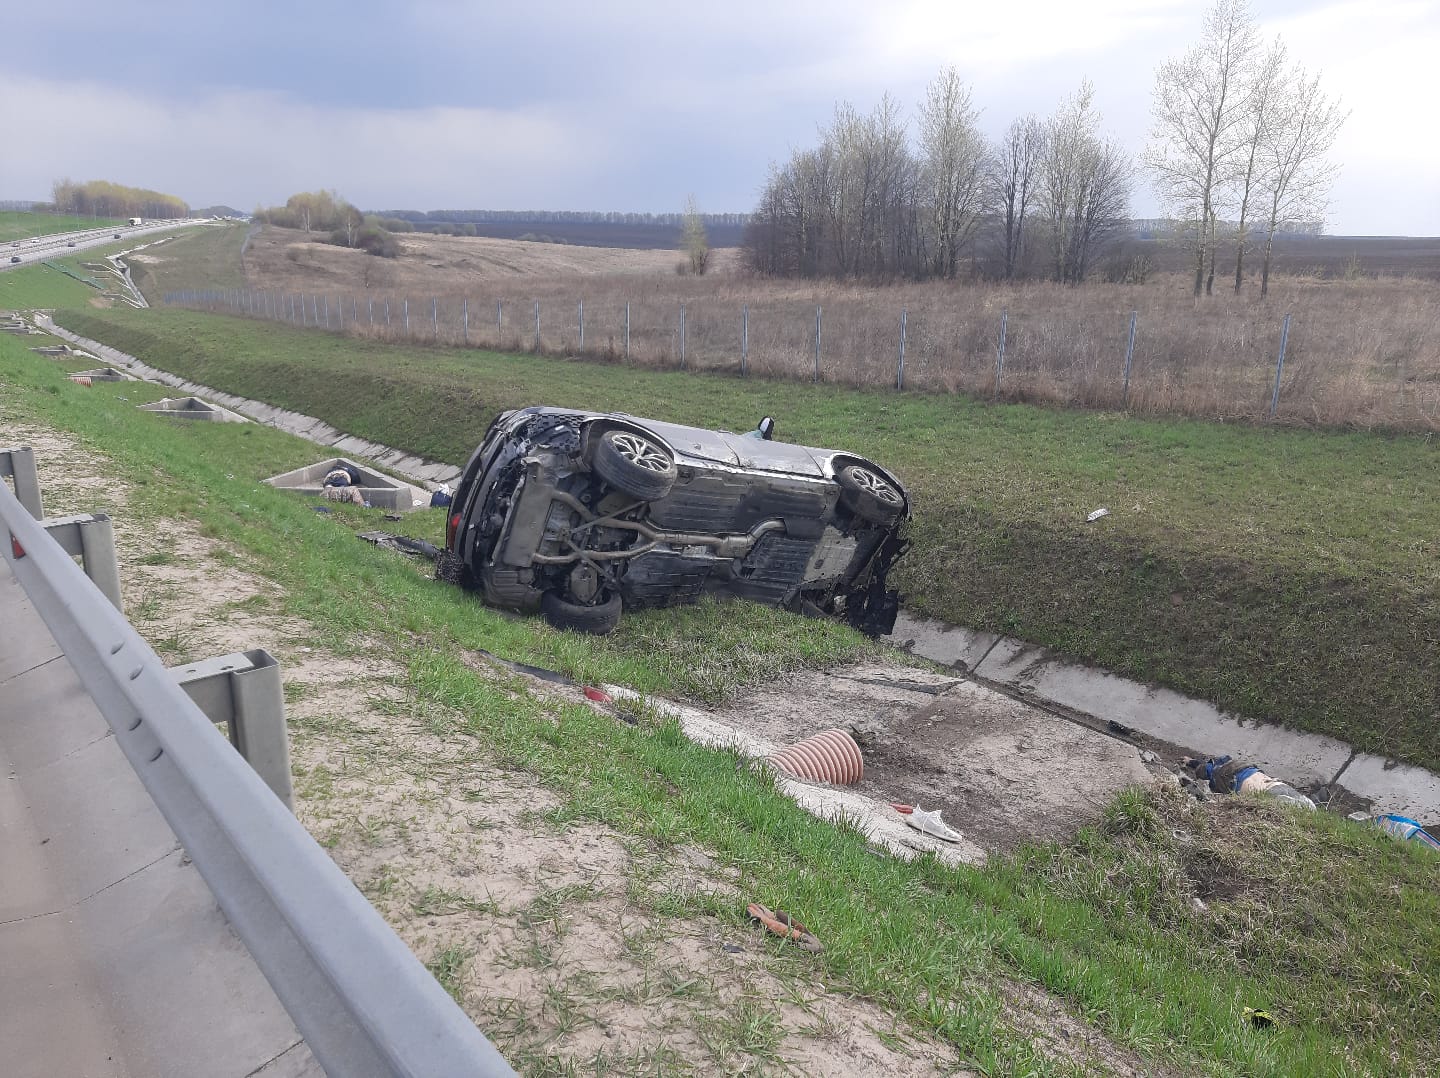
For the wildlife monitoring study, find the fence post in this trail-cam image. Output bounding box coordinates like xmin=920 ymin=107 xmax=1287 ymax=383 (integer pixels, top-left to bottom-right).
xmin=680 ymin=304 xmax=686 ymax=370
xmin=497 ymin=299 xmax=502 ymax=336
xmin=300 ymin=293 xmax=307 ymax=326
xmin=384 ymin=298 xmax=391 ymax=327
xmin=404 ymin=298 xmax=410 ymax=335
xmin=624 ymin=302 xmax=630 ymax=359
xmin=814 ymin=306 xmax=822 ymax=382
xmin=1269 ymin=313 xmax=1292 ymax=418
xmin=896 ymin=308 xmax=907 ymax=390
xmin=995 ymin=309 xmax=1008 ymax=396
xmin=368 ymin=297 xmax=373 ymax=325
xmin=462 ymin=298 xmax=468 ymax=345
xmin=1122 ymin=310 xmax=1137 ymax=406
xmin=741 ymin=305 xmax=748 ymax=377
xmin=432 ymin=297 xmax=438 ymax=342
xmin=337 ymin=295 xmax=343 ymax=331
xmin=323 ymin=295 xmax=329 ymax=329
xmin=578 ymin=300 xmax=584 ymax=351
xmin=534 ymin=301 xmax=540 ymax=351
xmin=290 ymin=294 xmax=297 ymax=322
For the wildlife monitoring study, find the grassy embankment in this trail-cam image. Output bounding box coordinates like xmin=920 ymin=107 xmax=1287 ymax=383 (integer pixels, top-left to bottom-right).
xmin=5 ymin=327 xmax=1438 ymax=1076
xmin=54 ymin=304 xmax=1440 ymax=775
xmin=0 ymin=209 xmax=125 ymax=243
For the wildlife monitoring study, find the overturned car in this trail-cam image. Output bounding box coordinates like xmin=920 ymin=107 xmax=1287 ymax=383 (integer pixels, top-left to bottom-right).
xmin=437 ymin=407 xmax=909 ymax=635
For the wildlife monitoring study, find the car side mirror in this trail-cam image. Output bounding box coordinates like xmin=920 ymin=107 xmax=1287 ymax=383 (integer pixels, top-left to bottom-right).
xmin=757 ymin=417 xmax=775 ymax=440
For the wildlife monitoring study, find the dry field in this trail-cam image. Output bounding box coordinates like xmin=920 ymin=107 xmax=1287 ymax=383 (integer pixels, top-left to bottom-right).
xmin=174 ymin=226 xmax=1440 ymax=429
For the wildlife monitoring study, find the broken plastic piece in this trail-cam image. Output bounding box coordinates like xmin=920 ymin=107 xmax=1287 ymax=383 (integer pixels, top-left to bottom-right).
xmin=1086 ymin=508 xmax=1110 ymax=522
xmin=746 ymin=903 xmax=823 ymax=952
xmin=583 ymin=686 xmax=611 ymax=703
xmin=904 ymin=807 xmax=964 ymax=843
xmin=1372 ymin=814 xmax=1440 ymax=853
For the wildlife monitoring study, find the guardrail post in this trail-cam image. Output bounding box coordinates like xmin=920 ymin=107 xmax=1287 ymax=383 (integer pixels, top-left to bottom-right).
xmin=0 ymin=445 xmax=44 ymax=519
xmin=171 ymin=649 xmax=293 ymax=809
xmin=40 ymin=512 xmax=123 ymax=611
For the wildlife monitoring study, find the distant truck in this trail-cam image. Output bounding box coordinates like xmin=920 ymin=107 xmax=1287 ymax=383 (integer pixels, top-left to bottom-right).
xmin=128 ymin=217 xmax=142 ymax=226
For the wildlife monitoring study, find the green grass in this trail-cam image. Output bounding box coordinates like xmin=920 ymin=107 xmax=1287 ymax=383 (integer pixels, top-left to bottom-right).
xmin=0 ymin=260 xmax=108 ymax=310
xmin=50 ymin=304 xmax=1440 ymax=773
xmin=0 ymin=209 xmax=124 ymax=243
xmin=4 ymin=335 xmax=1438 ymax=1076
xmin=125 ymin=223 xmax=250 ymax=297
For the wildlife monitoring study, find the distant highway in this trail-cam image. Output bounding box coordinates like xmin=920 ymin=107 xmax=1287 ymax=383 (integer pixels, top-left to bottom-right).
xmin=1 ymin=219 xmax=209 ymax=272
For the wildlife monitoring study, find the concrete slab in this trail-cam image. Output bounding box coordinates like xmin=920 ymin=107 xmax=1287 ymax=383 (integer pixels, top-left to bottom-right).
xmin=973 ymin=638 xmax=1354 ymax=786
xmin=0 ymin=559 xmax=315 ymax=1076
xmin=1 ymin=727 xmax=182 ymax=921
xmin=889 ymin=612 xmax=1000 ymax=672
xmin=1335 ymin=754 xmax=1440 ymax=823
xmin=0 ymin=578 xmax=62 ymax=683
xmin=139 ymin=395 xmax=245 ymax=422
xmin=265 ymin=456 xmax=428 ymax=511
xmin=0 ymin=645 xmax=111 ymax=774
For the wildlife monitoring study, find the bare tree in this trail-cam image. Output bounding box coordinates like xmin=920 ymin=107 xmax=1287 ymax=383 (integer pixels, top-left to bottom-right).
xmin=989 ymin=115 xmax=1045 ymax=280
xmin=1039 ymin=82 xmax=1131 ymax=285
xmin=1258 ymin=66 xmax=1346 ymax=297
xmin=917 ymin=66 xmax=986 ymax=278
xmin=1145 ymin=0 xmax=1260 ymax=297
xmin=1229 ymin=39 xmax=1287 ymax=292
xmin=682 ymin=194 xmax=710 ymax=275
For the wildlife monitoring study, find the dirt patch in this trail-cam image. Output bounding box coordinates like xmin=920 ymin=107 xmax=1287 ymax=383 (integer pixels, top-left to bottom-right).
xmin=711 ymin=662 xmax=1160 ymax=854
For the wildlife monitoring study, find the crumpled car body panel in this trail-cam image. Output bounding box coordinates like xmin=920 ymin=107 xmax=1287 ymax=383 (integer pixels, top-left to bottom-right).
xmin=442 ymin=406 xmax=910 ymax=635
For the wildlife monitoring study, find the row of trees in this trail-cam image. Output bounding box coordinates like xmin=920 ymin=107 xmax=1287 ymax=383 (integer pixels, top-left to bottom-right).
xmin=1146 ymin=0 xmax=1345 ymax=297
xmin=745 ymin=0 xmax=1343 ymax=292
xmin=252 ymin=191 xmax=399 ymax=256
xmin=743 ymin=72 xmax=1131 ymax=283
xmin=49 ymin=179 xmax=188 ymax=220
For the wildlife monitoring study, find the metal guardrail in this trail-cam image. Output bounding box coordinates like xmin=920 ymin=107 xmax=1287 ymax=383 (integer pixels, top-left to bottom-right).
xmin=1 ymin=479 xmax=515 ymax=1077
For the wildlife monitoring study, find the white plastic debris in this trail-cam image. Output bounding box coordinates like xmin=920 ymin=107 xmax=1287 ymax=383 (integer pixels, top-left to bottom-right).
xmin=903 ymin=807 xmax=964 ymax=844
xmin=1086 ymin=508 xmax=1110 ymax=522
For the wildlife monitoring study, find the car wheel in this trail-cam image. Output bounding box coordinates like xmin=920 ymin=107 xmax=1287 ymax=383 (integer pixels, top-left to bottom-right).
xmin=836 ymin=464 xmax=905 ymax=524
xmin=541 ymin=589 xmax=623 ymax=635
xmin=592 ymin=429 xmax=677 ymax=501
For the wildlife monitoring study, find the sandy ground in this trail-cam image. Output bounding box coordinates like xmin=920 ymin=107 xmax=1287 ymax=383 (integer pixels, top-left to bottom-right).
xmin=709 ymin=662 xmax=1160 ymax=854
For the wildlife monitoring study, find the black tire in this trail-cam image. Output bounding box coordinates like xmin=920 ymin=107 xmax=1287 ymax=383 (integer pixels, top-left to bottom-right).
xmin=592 ymin=428 xmax=677 ymax=501
xmin=541 ymin=589 xmax=623 ymax=635
xmin=836 ymin=463 xmax=905 ymax=525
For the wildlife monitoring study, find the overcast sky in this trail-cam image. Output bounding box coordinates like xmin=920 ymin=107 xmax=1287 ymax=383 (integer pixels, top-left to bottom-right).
xmin=2 ymin=0 xmax=1436 ymax=235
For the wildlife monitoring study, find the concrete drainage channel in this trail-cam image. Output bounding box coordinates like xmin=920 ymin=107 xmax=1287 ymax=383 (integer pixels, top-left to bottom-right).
xmin=32 ymin=315 xmax=1440 ymax=828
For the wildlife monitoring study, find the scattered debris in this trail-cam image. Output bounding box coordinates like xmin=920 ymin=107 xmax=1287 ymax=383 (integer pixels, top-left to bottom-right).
xmin=356 ymin=531 xmax=441 ymax=559
xmin=1370 ymin=813 xmax=1440 ymax=853
xmin=1086 ymin=508 xmax=1110 ymax=522
xmin=903 ymin=807 xmax=965 ymax=844
xmin=767 ymin=729 xmax=864 ymax=785
xmin=1244 ymin=1007 xmax=1275 ymax=1029
xmin=746 ymin=903 xmax=823 ymax=953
